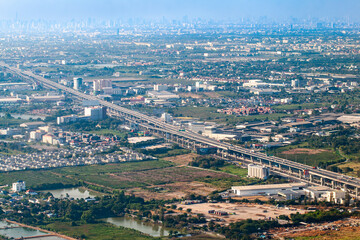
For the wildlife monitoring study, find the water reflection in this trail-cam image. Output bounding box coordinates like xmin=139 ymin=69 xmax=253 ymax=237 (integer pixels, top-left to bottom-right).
xmin=40 ymin=187 xmax=96 ymax=199
xmin=105 ymin=216 xmax=170 ymax=237
xmin=0 ymin=221 xmax=48 ymax=239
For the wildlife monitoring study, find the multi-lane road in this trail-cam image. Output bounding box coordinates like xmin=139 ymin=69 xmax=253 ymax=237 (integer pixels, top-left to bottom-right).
xmin=3 ymin=62 xmax=360 ymax=195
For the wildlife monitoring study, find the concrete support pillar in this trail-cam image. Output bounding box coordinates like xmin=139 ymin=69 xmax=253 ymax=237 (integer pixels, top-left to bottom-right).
xmin=331 ymin=180 xmax=335 ymax=189
xmin=310 ymin=175 xmax=313 ymax=183
xmin=298 ymin=170 xmax=302 ymax=179
xmin=320 ymin=178 xmax=324 ymax=186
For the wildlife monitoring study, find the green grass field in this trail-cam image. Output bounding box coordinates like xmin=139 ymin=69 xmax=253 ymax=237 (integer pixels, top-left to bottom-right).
xmin=272 ymin=103 xmax=328 ymax=111
xmin=168 ymin=106 xmax=288 ymax=124
xmin=0 ymin=160 xmax=173 ymax=190
xmin=219 ymin=165 xmax=248 ymax=177
xmin=0 ymin=170 xmax=77 ymax=190
xmin=44 ymin=222 xmax=157 ymax=240
xmin=271 ymin=145 xmax=343 ymax=167
xmin=53 ymin=160 xmax=174 ymax=176
xmin=0 ymin=117 xmax=28 ymax=128
xmin=275 ymin=151 xmax=342 ymax=166
xmin=85 ymin=129 xmax=128 ymax=138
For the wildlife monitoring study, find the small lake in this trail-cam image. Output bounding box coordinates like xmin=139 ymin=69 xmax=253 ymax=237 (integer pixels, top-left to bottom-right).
xmin=40 ymin=187 xmax=97 ymax=199
xmin=0 ymin=221 xmax=65 ymax=239
xmin=104 ymin=216 xmax=170 ymax=237
xmin=0 ymin=113 xmax=46 ymax=120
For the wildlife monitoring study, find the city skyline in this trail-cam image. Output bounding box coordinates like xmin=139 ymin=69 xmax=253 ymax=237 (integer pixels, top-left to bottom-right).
xmin=0 ymin=0 xmax=360 ymax=22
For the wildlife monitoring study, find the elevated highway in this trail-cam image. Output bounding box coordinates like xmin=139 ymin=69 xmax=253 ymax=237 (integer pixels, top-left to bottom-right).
xmin=2 ymin=62 xmax=360 ymax=197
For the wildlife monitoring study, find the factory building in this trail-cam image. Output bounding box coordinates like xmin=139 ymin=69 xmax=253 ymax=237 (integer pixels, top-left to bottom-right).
xmin=231 ymin=183 xmax=307 ymax=197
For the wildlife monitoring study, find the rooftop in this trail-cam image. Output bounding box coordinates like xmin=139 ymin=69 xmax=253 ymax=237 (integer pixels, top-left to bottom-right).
xmin=231 ymin=183 xmax=307 ymax=191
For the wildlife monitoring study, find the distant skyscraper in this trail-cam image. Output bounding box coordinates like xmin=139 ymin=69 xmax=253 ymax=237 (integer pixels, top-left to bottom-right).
xmin=93 ymin=79 xmax=112 ymax=92
xmin=291 ymin=79 xmax=299 ymax=88
xmin=73 ymin=78 xmax=83 ymax=90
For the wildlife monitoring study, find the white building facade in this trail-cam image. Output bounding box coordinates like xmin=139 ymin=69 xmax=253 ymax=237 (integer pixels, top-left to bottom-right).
xmin=248 ymin=164 xmax=270 ymax=179
xmin=12 ymin=181 xmax=26 ymax=192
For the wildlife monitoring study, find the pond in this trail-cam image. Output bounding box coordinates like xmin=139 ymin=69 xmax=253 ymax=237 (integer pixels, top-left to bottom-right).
xmin=0 ymin=221 xmax=65 ymax=239
xmin=104 ymin=216 xmax=170 ymax=237
xmin=40 ymin=187 xmax=97 ymax=199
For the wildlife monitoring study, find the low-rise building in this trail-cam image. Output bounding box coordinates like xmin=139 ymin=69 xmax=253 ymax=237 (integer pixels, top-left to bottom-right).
xmin=231 ymin=183 xmax=307 ymax=197
xmin=12 ymin=181 xmax=26 ymax=192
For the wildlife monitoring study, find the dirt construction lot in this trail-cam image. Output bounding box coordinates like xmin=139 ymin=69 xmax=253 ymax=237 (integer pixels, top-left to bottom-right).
xmin=128 ymin=181 xmax=218 ymax=200
xmin=162 ymin=153 xmax=198 ymax=166
xmin=281 ymin=148 xmax=330 ymax=155
xmin=177 ymin=202 xmax=307 ymax=223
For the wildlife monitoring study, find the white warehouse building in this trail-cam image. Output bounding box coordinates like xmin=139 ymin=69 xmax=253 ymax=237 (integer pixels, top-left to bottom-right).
xmin=231 ymin=183 xmax=307 ymax=197
xmin=248 ymin=164 xmax=270 ymax=179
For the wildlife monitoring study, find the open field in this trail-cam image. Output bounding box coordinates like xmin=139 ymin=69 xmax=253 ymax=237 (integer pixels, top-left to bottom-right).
xmin=85 ymin=129 xmax=128 ymax=138
xmin=273 ymin=147 xmax=343 ymax=167
xmin=0 ymin=160 xmax=173 ymax=190
xmin=337 ymin=162 xmax=360 ymax=177
xmin=0 ymin=159 xmax=248 ymax=198
xmin=219 ymin=165 xmax=248 ymax=177
xmin=181 ymin=233 xmax=223 ymax=240
xmin=43 ymin=222 xmax=155 ymax=240
xmin=179 ymin=92 xmax=204 ymax=99
xmin=197 ymin=175 xmax=259 ymax=189
xmin=116 ymin=166 xmax=230 ymax=185
xmin=203 ymin=92 xmax=221 ymax=98
xmin=52 ymin=160 xmax=175 ymax=189
xmin=162 ymin=153 xmax=198 ymax=166
xmin=281 ymin=148 xmax=331 ymax=155
xmin=0 ymin=117 xmax=28 ymax=128
xmin=53 ymin=160 xmax=173 ymax=176
xmin=272 ymin=103 xmax=330 ymax=111
xmin=168 ymin=106 xmax=289 ymax=125
xmin=176 ymin=202 xmax=306 ymax=223
xmin=128 ymin=181 xmax=219 ymax=200
xmin=279 ymin=219 xmax=360 ymax=240
xmin=0 ymin=170 xmax=77 ymax=190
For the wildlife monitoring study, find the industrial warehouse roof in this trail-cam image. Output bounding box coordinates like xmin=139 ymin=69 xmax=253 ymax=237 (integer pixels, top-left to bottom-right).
xmin=231 ymin=183 xmax=307 ymax=191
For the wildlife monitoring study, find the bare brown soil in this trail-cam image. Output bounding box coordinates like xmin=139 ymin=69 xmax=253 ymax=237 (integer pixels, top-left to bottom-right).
xmin=127 ymin=181 xmax=219 ymax=200
xmin=275 ymin=218 xmax=360 ymax=240
xmin=175 ymin=202 xmax=306 ymax=223
xmin=162 ymin=153 xmax=198 ymax=166
xmin=232 ymin=196 xmax=270 ymax=201
xmin=281 ymin=148 xmax=330 ymax=155
xmin=203 ymin=92 xmax=221 ymax=98
xmin=282 ymin=225 xmax=360 ymax=240
xmin=119 ymin=165 xmax=235 ymax=200
xmin=179 ymin=93 xmax=204 ymax=98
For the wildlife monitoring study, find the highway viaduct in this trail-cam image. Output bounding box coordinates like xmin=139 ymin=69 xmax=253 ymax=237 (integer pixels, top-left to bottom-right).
xmin=2 ymin=62 xmax=360 ymax=198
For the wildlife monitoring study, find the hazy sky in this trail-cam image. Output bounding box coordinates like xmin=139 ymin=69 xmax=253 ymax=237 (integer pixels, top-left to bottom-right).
xmin=0 ymin=0 xmax=359 ymax=21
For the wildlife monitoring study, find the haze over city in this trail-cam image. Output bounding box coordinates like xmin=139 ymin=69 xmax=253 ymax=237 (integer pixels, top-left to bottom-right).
xmin=0 ymin=0 xmax=360 ymax=21
xmin=1 ymin=1 xmax=360 ymax=239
